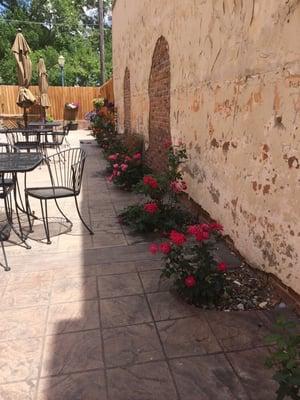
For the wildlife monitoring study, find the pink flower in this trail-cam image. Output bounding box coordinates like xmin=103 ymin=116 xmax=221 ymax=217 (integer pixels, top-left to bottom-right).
xmin=125 ymin=156 xmax=132 ymax=162
xmin=116 ymin=171 xmax=121 ymax=176
xmin=159 ymin=242 xmax=171 ymax=254
xmin=108 ymin=154 xmax=118 ymax=161
xmin=113 ymin=163 xmax=119 ymax=169
xmin=217 ymin=262 xmax=227 ymax=272
xmin=143 ymin=176 xmax=159 ymax=189
xmin=149 ymin=243 xmax=159 ymax=254
xmin=121 ymin=163 xmax=128 ymax=172
xmin=133 ymin=152 xmax=142 ymax=160
xmin=170 ymin=230 xmax=186 ymax=246
xmin=144 ymin=203 xmax=159 ymax=214
xmin=184 ymin=275 xmax=197 ymax=288
xmin=170 ymin=180 xmax=187 ymax=193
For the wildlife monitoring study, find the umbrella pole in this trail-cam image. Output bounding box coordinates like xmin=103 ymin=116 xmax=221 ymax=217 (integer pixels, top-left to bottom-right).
xmin=23 ymin=108 xmax=28 ymax=128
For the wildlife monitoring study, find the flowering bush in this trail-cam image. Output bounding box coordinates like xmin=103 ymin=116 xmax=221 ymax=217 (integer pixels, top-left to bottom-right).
xmin=119 ymin=202 xmax=193 ymax=233
xmin=107 ymin=151 xmax=151 ymax=190
xmin=134 ymin=142 xmax=188 ymax=203
xmin=150 ymin=222 xmax=227 ymax=306
xmin=85 ymin=99 xmax=115 ymax=143
xmin=119 ymin=141 xmax=192 ymax=233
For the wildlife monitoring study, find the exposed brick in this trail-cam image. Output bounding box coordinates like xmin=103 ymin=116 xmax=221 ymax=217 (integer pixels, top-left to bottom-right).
xmin=123 ymin=67 xmax=131 ymax=135
xmin=146 ymin=36 xmax=171 ymax=172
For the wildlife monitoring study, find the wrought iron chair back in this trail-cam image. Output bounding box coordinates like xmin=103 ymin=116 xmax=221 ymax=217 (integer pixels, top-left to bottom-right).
xmin=7 ymin=130 xmax=40 ymax=152
xmin=46 ymin=147 xmax=86 ymax=194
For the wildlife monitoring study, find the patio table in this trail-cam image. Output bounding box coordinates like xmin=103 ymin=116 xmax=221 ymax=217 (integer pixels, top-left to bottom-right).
xmin=27 ymin=121 xmax=61 ymax=130
xmin=0 ymin=152 xmax=43 ymax=248
xmin=0 ymin=152 xmax=43 ymax=173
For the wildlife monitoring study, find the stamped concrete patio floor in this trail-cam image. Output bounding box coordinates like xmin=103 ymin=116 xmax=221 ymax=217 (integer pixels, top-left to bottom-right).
xmin=0 ymin=130 xmax=293 ymax=399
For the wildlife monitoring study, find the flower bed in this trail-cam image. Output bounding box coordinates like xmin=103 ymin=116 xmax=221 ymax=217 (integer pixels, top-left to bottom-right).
xmin=150 ymin=222 xmax=279 ymax=310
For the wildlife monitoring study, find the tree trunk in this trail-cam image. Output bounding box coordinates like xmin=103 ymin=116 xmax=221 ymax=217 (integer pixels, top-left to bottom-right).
xmin=98 ymin=0 xmax=105 ymax=85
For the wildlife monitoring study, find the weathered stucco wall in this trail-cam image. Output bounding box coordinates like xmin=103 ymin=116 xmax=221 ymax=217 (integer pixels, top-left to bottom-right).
xmin=112 ymin=0 xmax=300 ymax=293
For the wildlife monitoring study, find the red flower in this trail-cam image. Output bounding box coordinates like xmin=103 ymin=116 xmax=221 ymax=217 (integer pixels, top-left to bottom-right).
xmin=125 ymin=156 xmax=132 ymax=162
xmin=143 ymin=176 xmax=159 ymax=189
xmin=195 ymin=231 xmax=204 ymax=241
xmin=113 ymin=163 xmax=119 ymax=169
xmin=149 ymin=243 xmax=159 ymax=254
xmin=184 ymin=275 xmax=197 ymax=288
xmin=164 ymin=140 xmax=172 ymax=149
xmin=209 ymin=222 xmax=224 ymax=232
xmin=200 ymin=223 xmax=210 ymax=231
xmin=133 ymin=152 xmax=142 ymax=160
xmin=144 ymin=203 xmax=159 ymax=214
xmin=170 ymin=230 xmax=186 ymax=246
xmin=188 ymin=224 xmax=210 ymax=241
xmin=121 ymin=163 xmax=128 ymax=172
xmin=159 ymin=242 xmax=171 ymax=254
xmin=217 ymin=262 xmax=227 ymax=272
xmin=187 ymin=225 xmax=199 ymax=235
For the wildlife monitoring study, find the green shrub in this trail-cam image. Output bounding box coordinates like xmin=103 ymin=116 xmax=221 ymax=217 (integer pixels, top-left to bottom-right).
xmin=266 ymin=317 xmax=300 ymax=400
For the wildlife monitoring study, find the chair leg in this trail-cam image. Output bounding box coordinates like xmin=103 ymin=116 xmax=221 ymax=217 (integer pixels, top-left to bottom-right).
xmin=40 ymin=199 xmax=51 ymax=244
xmin=54 ymin=198 xmax=72 ymax=225
xmin=25 ymin=193 xmax=33 ymax=233
xmin=74 ymin=195 xmax=93 ymax=235
xmin=1 ymin=241 xmax=10 ymax=271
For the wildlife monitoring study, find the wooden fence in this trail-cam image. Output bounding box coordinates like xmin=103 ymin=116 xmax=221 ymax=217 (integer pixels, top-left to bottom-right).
xmin=0 ymin=78 xmax=114 ymax=121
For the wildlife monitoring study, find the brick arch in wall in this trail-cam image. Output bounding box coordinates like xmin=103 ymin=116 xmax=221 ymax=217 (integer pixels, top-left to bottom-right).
xmin=147 ymin=36 xmax=171 ymax=172
xmin=123 ymin=67 xmax=131 ymax=135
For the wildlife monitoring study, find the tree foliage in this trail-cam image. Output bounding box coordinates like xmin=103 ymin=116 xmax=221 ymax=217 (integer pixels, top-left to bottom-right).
xmin=0 ymin=0 xmax=112 ymax=86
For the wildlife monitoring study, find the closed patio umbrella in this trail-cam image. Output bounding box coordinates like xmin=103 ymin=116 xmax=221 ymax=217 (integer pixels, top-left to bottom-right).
xmin=11 ymin=29 xmax=36 ymax=126
xmin=38 ymin=58 xmax=51 ymax=109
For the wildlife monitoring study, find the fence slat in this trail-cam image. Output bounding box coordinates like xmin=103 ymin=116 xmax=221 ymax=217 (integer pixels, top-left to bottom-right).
xmin=0 ymin=79 xmax=114 ymax=120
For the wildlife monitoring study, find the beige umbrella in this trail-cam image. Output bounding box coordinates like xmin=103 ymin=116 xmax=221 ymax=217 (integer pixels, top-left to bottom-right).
xmin=38 ymin=58 xmax=51 ymax=109
xmin=12 ymin=29 xmax=32 ymax=88
xmin=11 ymin=29 xmax=35 ymax=125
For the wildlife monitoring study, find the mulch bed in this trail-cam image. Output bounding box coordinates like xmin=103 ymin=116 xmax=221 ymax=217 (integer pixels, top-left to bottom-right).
xmin=211 ymin=263 xmax=281 ymax=311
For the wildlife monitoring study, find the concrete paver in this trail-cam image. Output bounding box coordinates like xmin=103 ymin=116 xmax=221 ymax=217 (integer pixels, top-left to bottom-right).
xmin=0 ymin=130 xmax=291 ymax=399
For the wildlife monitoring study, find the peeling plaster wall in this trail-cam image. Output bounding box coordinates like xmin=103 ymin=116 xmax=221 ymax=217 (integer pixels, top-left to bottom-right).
xmin=112 ymin=0 xmax=300 ymax=293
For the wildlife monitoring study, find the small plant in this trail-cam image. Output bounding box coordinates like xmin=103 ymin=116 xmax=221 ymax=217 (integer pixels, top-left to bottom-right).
xmin=46 ymin=115 xmax=54 ymax=122
xmin=93 ymin=97 xmax=105 ymax=109
xmin=149 ymin=222 xmax=226 ymax=305
xmin=266 ymin=317 xmax=300 ymax=400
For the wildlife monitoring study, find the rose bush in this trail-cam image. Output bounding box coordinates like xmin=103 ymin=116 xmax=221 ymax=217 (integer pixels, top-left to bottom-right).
xmin=119 ymin=142 xmax=193 ymax=233
xmin=149 ymin=222 xmax=227 ymax=306
xmin=106 ymin=151 xmax=151 ymax=190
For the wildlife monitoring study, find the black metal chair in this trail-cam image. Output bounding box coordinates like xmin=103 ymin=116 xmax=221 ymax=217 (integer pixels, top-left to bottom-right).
xmin=7 ymin=130 xmax=40 ymax=153
xmin=40 ymin=123 xmax=71 ymax=155
xmin=0 ymin=143 xmax=20 ymax=271
xmin=25 ymin=147 xmax=93 ymax=244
